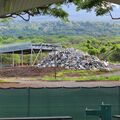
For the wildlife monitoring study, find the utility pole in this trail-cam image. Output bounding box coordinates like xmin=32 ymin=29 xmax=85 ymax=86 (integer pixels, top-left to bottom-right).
xmin=30 ymin=48 xmax=33 ymax=66
xmin=54 ymin=46 xmax=57 ymax=79
xmin=21 ymin=50 xmax=24 ymax=66
xmin=12 ymin=51 xmax=15 ymax=67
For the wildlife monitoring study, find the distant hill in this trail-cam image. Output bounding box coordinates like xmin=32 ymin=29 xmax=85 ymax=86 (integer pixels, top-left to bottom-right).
xmin=0 ymin=20 xmax=120 ymax=63
xmin=0 ymin=21 xmax=120 ymax=37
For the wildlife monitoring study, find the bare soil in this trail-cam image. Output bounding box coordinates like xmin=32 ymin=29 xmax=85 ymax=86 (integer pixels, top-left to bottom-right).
xmin=0 ymin=65 xmax=119 ymax=88
xmin=0 ymin=66 xmax=63 ymax=77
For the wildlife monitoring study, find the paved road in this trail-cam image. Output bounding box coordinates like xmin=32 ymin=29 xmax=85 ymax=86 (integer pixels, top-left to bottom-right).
xmin=0 ymin=80 xmax=120 ymax=88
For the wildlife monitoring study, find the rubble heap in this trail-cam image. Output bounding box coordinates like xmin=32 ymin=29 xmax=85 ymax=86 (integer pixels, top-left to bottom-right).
xmin=37 ymin=48 xmax=109 ymax=70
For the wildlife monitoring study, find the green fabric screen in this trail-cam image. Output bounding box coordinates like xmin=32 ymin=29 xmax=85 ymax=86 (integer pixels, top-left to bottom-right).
xmin=0 ymin=87 xmax=119 ymax=120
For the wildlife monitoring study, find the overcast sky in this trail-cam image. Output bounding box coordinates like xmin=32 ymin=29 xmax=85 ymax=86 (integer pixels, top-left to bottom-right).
xmin=16 ymin=4 xmax=120 ymax=22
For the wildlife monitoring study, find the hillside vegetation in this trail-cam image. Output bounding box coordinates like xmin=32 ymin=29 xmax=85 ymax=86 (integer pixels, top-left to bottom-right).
xmin=0 ymin=21 xmax=120 ymax=37
xmin=0 ymin=21 xmax=120 ymax=65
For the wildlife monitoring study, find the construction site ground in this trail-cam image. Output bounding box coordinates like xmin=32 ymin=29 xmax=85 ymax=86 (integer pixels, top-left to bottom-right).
xmin=0 ymin=65 xmax=120 ymax=88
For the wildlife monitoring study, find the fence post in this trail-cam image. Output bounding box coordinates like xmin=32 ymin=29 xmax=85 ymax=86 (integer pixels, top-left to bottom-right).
xmin=118 ymin=86 xmax=120 ymax=114
xmin=27 ymin=87 xmax=30 ymax=117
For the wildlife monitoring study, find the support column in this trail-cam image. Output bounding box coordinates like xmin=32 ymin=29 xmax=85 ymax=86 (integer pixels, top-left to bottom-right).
xmin=39 ymin=45 xmax=42 ymax=64
xmin=12 ymin=51 xmax=14 ymax=67
xmin=40 ymin=49 xmax=42 ymax=63
xmin=19 ymin=54 xmax=20 ymax=66
xmin=0 ymin=53 xmax=2 ymax=69
xmin=30 ymin=48 xmax=33 ymax=66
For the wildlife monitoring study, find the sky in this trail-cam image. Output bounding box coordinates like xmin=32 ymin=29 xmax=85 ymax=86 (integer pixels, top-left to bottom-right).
xmin=16 ymin=4 xmax=120 ymax=22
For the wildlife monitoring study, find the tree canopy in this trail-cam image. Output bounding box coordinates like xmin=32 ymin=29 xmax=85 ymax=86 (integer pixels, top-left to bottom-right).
xmin=1 ymin=0 xmax=119 ymax=21
xmin=24 ymin=0 xmax=113 ymax=21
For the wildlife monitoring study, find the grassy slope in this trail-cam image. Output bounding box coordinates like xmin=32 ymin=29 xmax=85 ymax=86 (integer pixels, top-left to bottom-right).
xmin=43 ymin=69 xmax=120 ymax=81
xmin=0 ymin=35 xmax=120 ymax=63
xmin=0 ymin=21 xmax=120 ymax=63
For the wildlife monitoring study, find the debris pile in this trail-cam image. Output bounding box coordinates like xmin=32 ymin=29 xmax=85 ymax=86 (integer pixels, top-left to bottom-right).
xmin=37 ymin=48 xmax=110 ymax=70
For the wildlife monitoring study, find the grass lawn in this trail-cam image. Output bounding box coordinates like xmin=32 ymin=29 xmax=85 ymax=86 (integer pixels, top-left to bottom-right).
xmin=42 ymin=69 xmax=120 ymax=81
xmin=0 ymin=79 xmax=7 ymax=82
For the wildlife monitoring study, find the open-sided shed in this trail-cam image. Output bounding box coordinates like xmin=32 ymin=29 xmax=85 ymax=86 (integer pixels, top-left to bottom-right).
xmin=0 ymin=42 xmax=62 ymax=67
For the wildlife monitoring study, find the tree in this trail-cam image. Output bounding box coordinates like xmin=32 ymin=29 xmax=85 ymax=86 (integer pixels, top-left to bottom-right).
xmin=1 ymin=0 xmax=119 ymax=21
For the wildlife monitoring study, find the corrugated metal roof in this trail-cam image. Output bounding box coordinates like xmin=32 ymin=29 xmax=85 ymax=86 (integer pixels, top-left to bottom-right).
xmin=0 ymin=0 xmax=64 ymax=17
xmin=0 ymin=42 xmax=62 ymax=54
xmin=0 ymin=42 xmax=32 ymax=53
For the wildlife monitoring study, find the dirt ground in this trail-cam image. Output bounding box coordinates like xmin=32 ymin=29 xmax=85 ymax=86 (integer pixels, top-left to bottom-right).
xmin=0 ymin=66 xmax=63 ymax=77
xmin=0 ymin=65 xmax=120 ymax=88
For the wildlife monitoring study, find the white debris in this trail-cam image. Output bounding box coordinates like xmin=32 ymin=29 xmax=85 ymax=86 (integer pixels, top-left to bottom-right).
xmin=37 ymin=48 xmax=110 ymax=70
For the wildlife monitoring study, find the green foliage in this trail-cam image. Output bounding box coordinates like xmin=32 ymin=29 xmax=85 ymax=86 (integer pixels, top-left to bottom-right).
xmin=100 ymin=47 xmax=107 ymax=53
xmin=109 ymin=48 xmax=120 ymax=62
xmin=0 ymin=21 xmax=120 ymax=37
xmin=1 ymin=35 xmax=120 ymax=64
xmin=73 ymin=0 xmax=113 ymax=16
xmin=1 ymin=54 xmax=20 ymax=65
xmin=88 ymin=48 xmax=98 ymax=55
xmin=0 ymin=21 xmax=120 ymax=64
xmin=42 ymin=69 xmax=120 ymax=81
xmin=0 ymin=80 xmax=6 ymax=82
xmin=34 ymin=5 xmax=69 ymax=21
xmin=43 ymin=75 xmax=120 ymax=81
xmin=3 ymin=0 xmax=113 ymax=21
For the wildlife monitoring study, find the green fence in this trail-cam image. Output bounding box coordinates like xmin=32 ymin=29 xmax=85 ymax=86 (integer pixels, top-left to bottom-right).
xmin=0 ymin=87 xmax=119 ymax=120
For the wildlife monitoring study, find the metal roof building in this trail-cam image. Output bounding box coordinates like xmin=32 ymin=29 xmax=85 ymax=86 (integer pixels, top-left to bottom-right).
xmin=0 ymin=42 xmax=62 ymax=67
xmin=0 ymin=42 xmax=62 ymax=54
